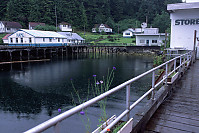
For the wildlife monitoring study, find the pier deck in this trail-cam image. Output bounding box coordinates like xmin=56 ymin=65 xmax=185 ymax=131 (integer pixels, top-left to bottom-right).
xmin=145 ymin=61 xmax=199 ymax=133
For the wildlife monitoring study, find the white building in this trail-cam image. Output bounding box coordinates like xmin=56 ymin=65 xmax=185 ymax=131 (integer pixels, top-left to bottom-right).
xmin=7 ymin=29 xmax=67 ymax=46
xmin=58 ymin=32 xmax=85 ymax=45
xmin=2 ymin=34 xmax=11 ymax=44
xmin=135 ymin=28 xmax=166 ymax=46
xmin=167 ymin=2 xmax=199 ymax=50
xmin=123 ymin=28 xmax=135 ymax=38
xmin=59 ymin=22 xmax=72 ymax=32
xmin=92 ymin=24 xmax=112 ymax=33
xmin=0 ymin=21 xmax=22 ymax=33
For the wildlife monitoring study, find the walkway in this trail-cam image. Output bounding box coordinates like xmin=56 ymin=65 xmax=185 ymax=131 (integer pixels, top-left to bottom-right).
xmin=145 ymin=61 xmax=199 ymax=133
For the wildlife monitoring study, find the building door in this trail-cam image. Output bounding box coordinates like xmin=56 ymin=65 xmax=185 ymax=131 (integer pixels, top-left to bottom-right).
xmin=146 ymin=40 xmax=149 ymax=46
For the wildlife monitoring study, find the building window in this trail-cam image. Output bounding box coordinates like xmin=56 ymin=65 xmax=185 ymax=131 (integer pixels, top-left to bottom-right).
xmin=7 ymin=28 xmax=10 ymax=30
xmin=63 ymin=25 xmax=66 ymax=27
xmin=10 ymin=38 xmax=13 ymax=43
xmin=21 ymin=38 xmax=23 ymax=43
xmin=125 ymin=33 xmax=130 ymax=35
xmin=29 ymin=38 xmax=32 ymax=43
xmin=16 ymin=38 xmax=18 ymax=43
xmin=152 ymin=40 xmax=157 ymax=43
xmin=140 ymin=40 xmax=145 ymax=43
xmin=43 ymin=38 xmax=45 ymax=42
xmin=49 ymin=38 xmax=52 ymax=42
xmin=58 ymin=38 xmax=60 ymax=42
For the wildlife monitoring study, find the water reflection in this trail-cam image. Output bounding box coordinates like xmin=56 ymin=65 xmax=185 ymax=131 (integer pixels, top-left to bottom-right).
xmin=0 ymin=53 xmax=154 ymax=132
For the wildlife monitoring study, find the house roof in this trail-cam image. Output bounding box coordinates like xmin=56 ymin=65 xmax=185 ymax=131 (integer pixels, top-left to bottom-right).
xmin=57 ymin=32 xmax=85 ymax=40
xmin=123 ymin=28 xmax=135 ymax=33
xmin=94 ymin=24 xmax=111 ymax=28
xmin=16 ymin=29 xmax=67 ymax=38
xmin=1 ymin=21 xmax=22 ymax=28
xmin=29 ymin=22 xmax=45 ymax=27
xmin=135 ymin=33 xmax=166 ymax=36
xmin=2 ymin=34 xmax=11 ymax=40
xmin=167 ymin=2 xmax=199 ymax=12
xmin=59 ymin=22 xmax=71 ymax=26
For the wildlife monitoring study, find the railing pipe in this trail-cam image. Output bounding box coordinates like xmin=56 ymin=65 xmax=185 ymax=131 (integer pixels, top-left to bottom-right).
xmin=151 ymin=71 xmax=155 ymax=100
xmin=25 ymin=51 xmax=193 ymax=133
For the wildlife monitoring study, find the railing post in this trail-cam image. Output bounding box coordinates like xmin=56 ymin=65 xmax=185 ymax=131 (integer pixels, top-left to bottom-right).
xmin=151 ymin=71 xmax=155 ymax=100
xmin=180 ymin=56 xmax=182 ymax=66
xmin=174 ymin=59 xmax=176 ymax=71
xmin=54 ymin=122 xmax=60 ymax=133
xmin=165 ymin=63 xmax=168 ymax=85
xmin=126 ymin=84 xmax=130 ymax=121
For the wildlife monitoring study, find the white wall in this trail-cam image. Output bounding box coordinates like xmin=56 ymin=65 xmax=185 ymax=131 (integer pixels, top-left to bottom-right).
xmin=8 ymin=30 xmax=67 ymax=44
xmin=59 ymin=25 xmax=72 ymax=32
xmin=136 ymin=35 xmax=165 ymax=46
xmin=170 ymin=9 xmax=199 ymax=50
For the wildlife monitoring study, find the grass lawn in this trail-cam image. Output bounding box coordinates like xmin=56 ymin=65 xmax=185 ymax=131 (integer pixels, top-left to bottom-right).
xmin=76 ymin=31 xmax=135 ymax=45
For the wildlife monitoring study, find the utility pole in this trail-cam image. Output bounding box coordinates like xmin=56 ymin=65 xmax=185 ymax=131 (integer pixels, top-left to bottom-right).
xmin=55 ymin=5 xmax=57 ymax=31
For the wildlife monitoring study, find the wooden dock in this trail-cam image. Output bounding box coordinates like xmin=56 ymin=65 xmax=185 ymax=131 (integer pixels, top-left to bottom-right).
xmin=145 ymin=61 xmax=199 ymax=133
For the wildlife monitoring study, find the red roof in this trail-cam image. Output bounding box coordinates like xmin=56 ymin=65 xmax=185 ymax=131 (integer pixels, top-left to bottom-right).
xmin=2 ymin=34 xmax=11 ymax=40
xmin=94 ymin=24 xmax=111 ymax=28
xmin=29 ymin=22 xmax=45 ymax=27
xmin=1 ymin=21 xmax=22 ymax=28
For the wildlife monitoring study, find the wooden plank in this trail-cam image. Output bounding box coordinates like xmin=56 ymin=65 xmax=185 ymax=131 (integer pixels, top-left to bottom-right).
xmin=163 ymin=99 xmax=199 ymax=108
xmin=156 ymin=107 xmax=199 ymax=121
xmin=160 ymin=104 xmax=199 ymax=115
xmin=0 ymin=59 xmax=50 ymax=64
xmin=152 ymin=111 xmax=199 ymax=127
xmin=147 ymin=117 xmax=199 ymax=133
xmin=146 ymin=119 xmax=191 ymax=133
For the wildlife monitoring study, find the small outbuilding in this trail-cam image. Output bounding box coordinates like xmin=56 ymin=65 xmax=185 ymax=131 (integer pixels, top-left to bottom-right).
xmin=58 ymin=32 xmax=85 ymax=45
xmin=8 ymin=29 xmax=67 ymax=46
xmin=2 ymin=34 xmax=11 ymax=44
xmin=29 ymin=22 xmax=45 ymax=30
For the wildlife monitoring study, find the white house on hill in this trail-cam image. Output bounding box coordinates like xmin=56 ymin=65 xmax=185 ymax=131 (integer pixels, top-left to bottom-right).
xmin=59 ymin=22 xmax=72 ymax=32
xmin=7 ymin=29 xmax=67 ymax=46
xmin=0 ymin=21 xmax=22 ymax=33
xmin=123 ymin=28 xmax=135 ymax=38
xmin=135 ymin=28 xmax=166 ymax=46
xmin=92 ymin=24 xmax=112 ymax=33
xmin=29 ymin=22 xmax=45 ymax=30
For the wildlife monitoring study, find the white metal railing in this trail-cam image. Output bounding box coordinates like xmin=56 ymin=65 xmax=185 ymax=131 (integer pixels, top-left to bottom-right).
xmin=25 ymin=51 xmax=193 ymax=133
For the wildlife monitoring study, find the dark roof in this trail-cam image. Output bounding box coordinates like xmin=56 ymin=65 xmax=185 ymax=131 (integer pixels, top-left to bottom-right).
xmin=94 ymin=24 xmax=111 ymax=28
xmin=59 ymin=22 xmax=71 ymax=26
xmin=2 ymin=34 xmax=11 ymax=40
xmin=29 ymin=22 xmax=45 ymax=27
xmin=1 ymin=21 xmax=22 ymax=28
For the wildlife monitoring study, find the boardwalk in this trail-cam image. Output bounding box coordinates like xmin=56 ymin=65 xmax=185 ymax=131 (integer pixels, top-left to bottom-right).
xmin=145 ymin=61 xmax=199 ymax=133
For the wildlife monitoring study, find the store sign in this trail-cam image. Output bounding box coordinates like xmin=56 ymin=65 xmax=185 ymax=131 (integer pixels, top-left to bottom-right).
xmin=16 ymin=33 xmax=24 ymax=37
xmin=175 ymin=18 xmax=199 ymax=25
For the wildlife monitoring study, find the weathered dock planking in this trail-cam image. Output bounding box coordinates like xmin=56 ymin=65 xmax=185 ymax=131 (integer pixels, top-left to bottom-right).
xmin=145 ymin=61 xmax=199 ymax=133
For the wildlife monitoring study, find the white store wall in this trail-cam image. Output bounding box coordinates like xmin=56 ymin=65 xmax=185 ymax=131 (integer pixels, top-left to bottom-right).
xmin=170 ymin=8 xmax=199 ymax=50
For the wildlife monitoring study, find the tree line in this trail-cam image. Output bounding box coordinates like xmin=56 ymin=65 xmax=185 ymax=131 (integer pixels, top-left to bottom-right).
xmin=0 ymin=0 xmax=181 ymax=33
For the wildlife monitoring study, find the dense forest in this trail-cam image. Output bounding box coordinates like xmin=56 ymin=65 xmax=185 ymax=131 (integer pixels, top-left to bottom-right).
xmin=0 ymin=0 xmax=182 ymax=32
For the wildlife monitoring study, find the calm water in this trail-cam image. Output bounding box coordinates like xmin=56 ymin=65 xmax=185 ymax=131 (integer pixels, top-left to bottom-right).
xmin=0 ymin=53 xmax=154 ymax=133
